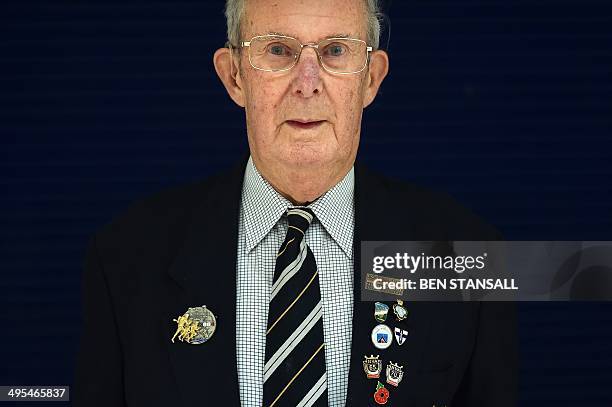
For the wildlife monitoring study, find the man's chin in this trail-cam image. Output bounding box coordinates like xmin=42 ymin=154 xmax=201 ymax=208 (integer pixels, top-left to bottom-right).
xmin=280 ymin=152 xmax=332 ymax=169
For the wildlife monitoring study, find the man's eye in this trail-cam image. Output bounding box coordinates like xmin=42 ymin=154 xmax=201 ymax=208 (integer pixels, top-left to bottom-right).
xmin=325 ymin=44 xmax=346 ymax=57
xmin=268 ymin=44 xmax=290 ymax=56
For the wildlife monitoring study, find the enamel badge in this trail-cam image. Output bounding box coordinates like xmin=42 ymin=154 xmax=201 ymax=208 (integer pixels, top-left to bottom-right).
xmin=393 ymin=299 xmax=408 ymax=321
xmin=394 ymin=327 xmax=408 ymax=345
xmin=373 ymin=381 xmax=390 ymax=405
xmin=171 ymin=305 xmax=216 ymax=344
xmin=371 ymin=324 xmax=393 ymax=350
xmin=374 ymin=302 xmax=389 ymax=322
xmin=363 ymin=355 xmax=382 ymax=379
xmin=386 ymin=361 xmax=404 ymax=387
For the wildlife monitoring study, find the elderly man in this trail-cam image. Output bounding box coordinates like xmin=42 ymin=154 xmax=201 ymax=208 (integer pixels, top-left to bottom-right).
xmin=74 ymin=0 xmax=517 ymax=406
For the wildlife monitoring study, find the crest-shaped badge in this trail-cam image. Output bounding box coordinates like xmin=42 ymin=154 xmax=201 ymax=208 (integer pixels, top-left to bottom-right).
xmin=374 ymin=302 xmax=389 ymax=322
xmin=386 ymin=361 xmax=404 ymax=387
xmin=392 ymin=299 xmax=408 ymax=321
xmin=171 ymin=305 xmax=216 ymax=345
xmin=363 ymin=355 xmax=382 ymax=379
xmin=394 ymin=327 xmax=409 ymax=345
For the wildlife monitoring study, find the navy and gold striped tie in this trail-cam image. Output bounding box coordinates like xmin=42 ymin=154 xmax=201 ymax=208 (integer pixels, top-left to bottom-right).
xmin=263 ymin=207 xmax=328 ymax=407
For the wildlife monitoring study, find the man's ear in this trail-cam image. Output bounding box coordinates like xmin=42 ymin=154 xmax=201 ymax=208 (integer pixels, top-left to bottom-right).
xmin=213 ymin=47 xmax=246 ymax=107
xmin=362 ymin=50 xmax=389 ymax=108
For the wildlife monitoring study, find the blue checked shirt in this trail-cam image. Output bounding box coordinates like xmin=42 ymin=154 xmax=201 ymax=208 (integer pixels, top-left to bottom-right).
xmin=236 ymin=156 xmax=355 ymax=406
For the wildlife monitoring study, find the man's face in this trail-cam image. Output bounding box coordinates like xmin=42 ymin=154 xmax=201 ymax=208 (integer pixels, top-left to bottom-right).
xmin=237 ymin=0 xmax=372 ymax=177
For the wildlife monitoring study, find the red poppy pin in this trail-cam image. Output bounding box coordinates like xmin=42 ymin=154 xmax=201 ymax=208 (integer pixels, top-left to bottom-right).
xmin=373 ymin=381 xmax=390 ymax=405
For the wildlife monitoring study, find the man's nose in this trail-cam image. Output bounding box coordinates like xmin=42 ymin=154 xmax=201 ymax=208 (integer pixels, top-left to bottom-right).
xmin=292 ymin=47 xmax=322 ymax=97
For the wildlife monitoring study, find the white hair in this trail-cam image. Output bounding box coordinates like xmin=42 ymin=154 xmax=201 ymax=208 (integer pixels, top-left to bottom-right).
xmin=224 ymin=0 xmax=383 ymax=50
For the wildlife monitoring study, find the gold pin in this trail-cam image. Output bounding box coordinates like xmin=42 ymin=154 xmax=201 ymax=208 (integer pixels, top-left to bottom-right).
xmin=171 ymin=305 xmax=216 ymax=344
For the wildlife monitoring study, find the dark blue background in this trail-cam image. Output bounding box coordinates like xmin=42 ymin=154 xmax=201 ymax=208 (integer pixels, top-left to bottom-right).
xmin=1 ymin=1 xmax=611 ymax=405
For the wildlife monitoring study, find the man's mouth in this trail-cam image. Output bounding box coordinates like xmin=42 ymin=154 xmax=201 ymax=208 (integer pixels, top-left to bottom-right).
xmin=286 ymin=120 xmax=325 ymax=130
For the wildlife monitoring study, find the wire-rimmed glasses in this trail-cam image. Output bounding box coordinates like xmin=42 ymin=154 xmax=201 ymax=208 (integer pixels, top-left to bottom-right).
xmin=230 ymin=34 xmax=373 ymax=75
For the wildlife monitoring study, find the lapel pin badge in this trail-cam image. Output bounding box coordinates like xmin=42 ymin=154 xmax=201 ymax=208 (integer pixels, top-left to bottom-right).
xmin=393 ymin=299 xmax=408 ymax=321
xmin=373 ymin=381 xmax=390 ymax=405
xmin=394 ymin=327 xmax=409 ymax=346
xmin=386 ymin=361 xmax=404 ymax=387
xmin=374 ymin=302 xmax=389 ymax=322
xmin=363 ymin=354 xmax=382 ymax=379
xmin=371 ymin=324 xmax=393 ymax=350
xmin=171 ymin=305 xmax=216 ymax=344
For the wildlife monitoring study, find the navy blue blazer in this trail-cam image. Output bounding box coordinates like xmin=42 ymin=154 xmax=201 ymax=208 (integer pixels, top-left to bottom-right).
xmin=74 ymin=155 xmax=518 ymax=407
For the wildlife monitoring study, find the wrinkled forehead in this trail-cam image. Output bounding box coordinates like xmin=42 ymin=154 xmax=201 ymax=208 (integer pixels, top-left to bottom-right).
xmin=242 ymin=0 xmax=368 ymax=42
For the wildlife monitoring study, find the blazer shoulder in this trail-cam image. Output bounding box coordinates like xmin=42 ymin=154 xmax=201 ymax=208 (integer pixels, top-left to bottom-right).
xmin=93 ymin=165 xmax=240 ymax=250
xmin=357 ymin=165 xmax=502 ymax=240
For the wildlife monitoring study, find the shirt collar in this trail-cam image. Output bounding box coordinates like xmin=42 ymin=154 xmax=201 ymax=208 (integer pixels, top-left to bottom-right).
xmin=241 ymin=155 xmax=355 ymax=257
xmin=308 ymin=164 xmax=354 ymax=257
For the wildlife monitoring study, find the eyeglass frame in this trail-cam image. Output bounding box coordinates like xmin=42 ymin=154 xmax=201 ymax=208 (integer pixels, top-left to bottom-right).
xmin=228 ymin=34 xmax=373 ymax=75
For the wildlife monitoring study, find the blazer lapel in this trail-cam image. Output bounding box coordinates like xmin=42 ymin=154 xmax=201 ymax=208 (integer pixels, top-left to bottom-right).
xmin=162 ymin=155 xmax=248 ymax=407
xmin=345 ymin=163 xmax=434 ymax=406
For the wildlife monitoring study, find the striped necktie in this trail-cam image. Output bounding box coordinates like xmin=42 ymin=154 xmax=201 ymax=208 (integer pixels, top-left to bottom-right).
xmin=263 ymin=207 xmax=328 ymax=407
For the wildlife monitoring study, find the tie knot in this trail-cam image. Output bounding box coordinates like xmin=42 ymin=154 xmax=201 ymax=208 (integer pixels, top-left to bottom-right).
xmin=286 ymin=207 xmax=315 ymax=235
